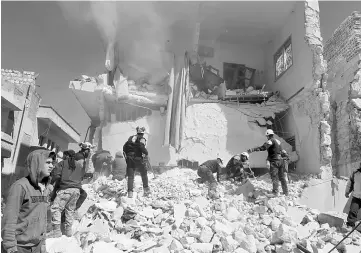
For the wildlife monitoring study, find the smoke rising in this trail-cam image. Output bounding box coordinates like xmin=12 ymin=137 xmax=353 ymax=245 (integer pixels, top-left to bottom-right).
xmin=58 ymin=1 xmax=191 ymax=82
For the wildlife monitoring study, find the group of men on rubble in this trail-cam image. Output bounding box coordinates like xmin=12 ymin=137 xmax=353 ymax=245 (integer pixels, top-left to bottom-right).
xmin=1 ymin=126 xmax=150 ymax=253
xmin=2 ymin=125 xmax=361 ymax=253
xmin=197 ymin=129 xmax=289 ymax=198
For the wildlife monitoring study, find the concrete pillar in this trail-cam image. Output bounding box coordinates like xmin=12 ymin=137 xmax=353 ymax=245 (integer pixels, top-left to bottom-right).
xmin=304 ymin=0 xmax=333 ymax=179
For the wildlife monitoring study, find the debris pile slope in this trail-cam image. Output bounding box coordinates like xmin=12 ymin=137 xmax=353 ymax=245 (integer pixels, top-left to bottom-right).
xmin=46 ymin=168 xmax=361 ymax=253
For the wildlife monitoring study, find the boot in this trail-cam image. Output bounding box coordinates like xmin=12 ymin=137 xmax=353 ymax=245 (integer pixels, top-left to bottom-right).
xmin=128 ymin=191 xmax=133 ymax=198
xmin=48 ymin=224 xmax=62 ymax=238
xmin=144 ymin=187 xmax=151 ymax=197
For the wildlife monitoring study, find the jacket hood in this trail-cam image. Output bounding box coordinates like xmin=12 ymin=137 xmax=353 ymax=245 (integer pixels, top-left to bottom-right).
xmin=26 ymin=149 xmax=52 ymax=186
xmin=115 ymin=151 xmax=123 ymax=158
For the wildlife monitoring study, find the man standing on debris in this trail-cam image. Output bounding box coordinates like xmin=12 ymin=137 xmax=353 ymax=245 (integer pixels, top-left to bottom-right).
xmin=247 ymin=129 xmax=288 ymax=196
xmin=226 ymin=152 xmax=250 ymax=184
xmin=123 ymin=126 xmax=150 ymax=198
xmin=344 ymin=163 xmax=361 ymax=231
xmin=197 ymin=158 xmax=224 ymax=188
xmin=2 ymin=149 xmax=55 ymax=253
xmin=50 ymin=142 xmax=93 ymax=238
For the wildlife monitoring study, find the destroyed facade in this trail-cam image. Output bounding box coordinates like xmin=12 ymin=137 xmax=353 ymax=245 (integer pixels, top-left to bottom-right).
xmin=1 ymin=69 xmax=81 ymax=198
xmin=70 ymin=2 xmax=361 ymax=179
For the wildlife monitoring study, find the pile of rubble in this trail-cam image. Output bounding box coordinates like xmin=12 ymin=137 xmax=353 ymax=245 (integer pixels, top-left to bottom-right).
xmin=46 ymin=168 xmax=361 ymax=253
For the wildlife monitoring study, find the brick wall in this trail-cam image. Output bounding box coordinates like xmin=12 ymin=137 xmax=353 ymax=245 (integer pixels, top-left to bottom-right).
xmin=324 ymin=11 xmax=361 ymax=177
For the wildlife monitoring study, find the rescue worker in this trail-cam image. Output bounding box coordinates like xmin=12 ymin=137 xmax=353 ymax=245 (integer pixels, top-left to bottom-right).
xmin=112 ymin=151 xmax=127 ymax=181
xmin=2 ymin=149 xmax=55 ymax=253
xmin=197 ymin=158 xmax=224 ymax=187
xmin=226 ymin=152 xmax=250 ymax=184
xmin=62 ymin=150 xmax=73 ymax=160
xmin=50 ymin=142 xmax=92 ymax=237
xmin=247 ymin=129 xmax=288 ymax=197
xmin=91 ymin=150 xmax=113 ymax=178
xmin=123 ymin=126 xmax=150 ymax=198
xmin=344 ymin=163 xmax=361 ymax=232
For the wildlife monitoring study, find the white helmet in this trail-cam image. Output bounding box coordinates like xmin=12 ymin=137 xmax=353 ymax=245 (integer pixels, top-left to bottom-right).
xmin=79 ymin=142 xmax=96 ymax=150
xmin=240 ymin=152 xmax=249 ymax=160
xmin=265 ymin=129 xmax=274 ymax=136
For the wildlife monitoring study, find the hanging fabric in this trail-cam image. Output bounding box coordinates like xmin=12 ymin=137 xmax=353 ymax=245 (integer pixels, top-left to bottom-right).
xmin=163 ymin=52 xmax=191 ymax=151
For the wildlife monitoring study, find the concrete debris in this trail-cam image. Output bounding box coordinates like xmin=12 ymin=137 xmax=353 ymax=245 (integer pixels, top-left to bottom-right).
xmin=45 ymin=168 xmax=361 ymax=253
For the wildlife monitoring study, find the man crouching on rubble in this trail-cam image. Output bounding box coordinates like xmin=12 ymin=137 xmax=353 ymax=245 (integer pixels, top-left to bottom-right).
xmin=226 ymin=152 xmax=250 ymax=184
xmin=49 ymin=142 xmax=93 ymax=238
xmin=197 ymin=158 xmax=224 ymax=190
xmin=2 ymin=149 xmax=55 ymax=253
xmin=247 ymin=129 xmax=288 ymax=197
xmin=123 ymin=126 xmax=150 ymax=198
xmin=344 ymin=162 xmax=361 ymax=232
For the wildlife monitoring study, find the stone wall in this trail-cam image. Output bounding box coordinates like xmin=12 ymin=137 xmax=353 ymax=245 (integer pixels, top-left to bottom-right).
xmin=324 ymin=11 xmax=361 ymax=177
xmin=298 ymin=0 xmax=332 ymax=179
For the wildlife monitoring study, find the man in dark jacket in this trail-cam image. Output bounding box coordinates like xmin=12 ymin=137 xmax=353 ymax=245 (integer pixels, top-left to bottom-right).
xmin=226 ymin=152 xmax=250 ymax=184
xmin=123 ymin=126 xmax=150 ymax=198
xmin=247 ymin=129 xmax=288 ymax=196
xmin=92 ymin=150 xmax=113 ymax=178
xmin=2 ymin=149 xmax=55 ymax=253
xmin=197 ymin=158 xmax=223 ymax=186
xmin=50 ymin=143 xmax=92 ymax=237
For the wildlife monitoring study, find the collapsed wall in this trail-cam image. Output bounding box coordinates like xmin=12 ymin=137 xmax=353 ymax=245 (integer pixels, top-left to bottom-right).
xmin=324 ymin=11 xmax=361 ymax=177
xmin=291 ymin=1 xmax=332 ymax=179
xmin=94 ymin=101 xmax=293 ymax=168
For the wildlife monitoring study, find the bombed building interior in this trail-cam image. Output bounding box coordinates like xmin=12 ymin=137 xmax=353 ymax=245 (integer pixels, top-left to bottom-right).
xmin=69 ymin=1 xmax=359 ymax=180
xmin=2 ymin=1 xmax=361 ymax=253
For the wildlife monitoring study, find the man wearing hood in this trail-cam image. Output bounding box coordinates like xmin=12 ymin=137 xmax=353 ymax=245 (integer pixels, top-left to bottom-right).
xmin=2 ymin=149 xmax=55 ymax=253
xmin=50 ymin=143 xmax=92 ymax=238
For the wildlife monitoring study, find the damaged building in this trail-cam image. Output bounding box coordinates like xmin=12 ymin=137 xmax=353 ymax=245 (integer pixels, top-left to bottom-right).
xmin=1 ymin=69 xmax=81 ymax=198
xmin=69 ymin=1 xmax=360 ymax=179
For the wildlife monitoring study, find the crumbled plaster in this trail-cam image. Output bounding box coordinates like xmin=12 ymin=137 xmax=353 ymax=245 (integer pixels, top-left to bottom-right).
xmin=303 ymin=0 xmax=332 ymax=179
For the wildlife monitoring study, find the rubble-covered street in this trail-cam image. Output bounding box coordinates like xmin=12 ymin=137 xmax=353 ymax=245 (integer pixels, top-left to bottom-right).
xmin=46 ymin=169 xmax=361 ymax=253
xmin=2 ymin=2 xmax=361 ymax=253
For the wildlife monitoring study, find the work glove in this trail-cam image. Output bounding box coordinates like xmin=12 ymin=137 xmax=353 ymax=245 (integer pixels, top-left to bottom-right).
xmin=345 ymin=192 xmax=350 ymax=198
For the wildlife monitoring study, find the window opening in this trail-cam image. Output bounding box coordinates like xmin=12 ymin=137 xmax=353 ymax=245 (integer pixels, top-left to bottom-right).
xmin=274 ymin=36 xmax=293 ymax=80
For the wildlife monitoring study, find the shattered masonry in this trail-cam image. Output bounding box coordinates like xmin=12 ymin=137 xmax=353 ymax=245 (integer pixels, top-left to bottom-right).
xmin=324 ymin=11 xmax=361 ymax=177
xmin=303 ymin=0 xmax=332 ymax=179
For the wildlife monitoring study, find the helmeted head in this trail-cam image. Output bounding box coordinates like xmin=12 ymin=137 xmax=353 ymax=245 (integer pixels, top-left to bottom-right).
xmin=25 ymin=149 xmax=55 ymax=185
xmin=233 ymin=155 xmax=241 ymax=165
xmin=57 ymin=151 xmax=64 ymax=159
xmin=79 ymin=142 xmax=95 ymax=158
xmin=136 ymin=126 xmax=146 ymax=136
xmin=265 ymin=129 xmax=274 ymax=139
xmin=240 ymin=152 xmax=249 ymax=163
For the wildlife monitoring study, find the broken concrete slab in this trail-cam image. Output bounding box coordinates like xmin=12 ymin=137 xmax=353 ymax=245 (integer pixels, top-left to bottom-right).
xmin=234 ymin=180 xmax=255 ymax=197
xmin=189 ymin=243 xmax=213 ymax=253
xmin=317 ymin=212 xmax=344 ymax=228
